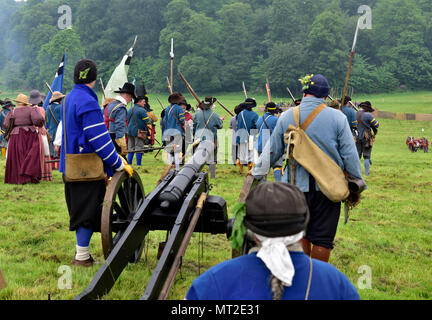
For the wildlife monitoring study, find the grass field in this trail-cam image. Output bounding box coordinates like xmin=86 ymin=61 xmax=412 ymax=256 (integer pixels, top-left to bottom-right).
xmin=0 ymin=90 xmax=431 ymax=300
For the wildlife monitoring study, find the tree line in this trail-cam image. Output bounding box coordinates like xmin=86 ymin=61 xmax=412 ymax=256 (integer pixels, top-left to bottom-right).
xmin=1 ymin=0 xmax=431 ymax=96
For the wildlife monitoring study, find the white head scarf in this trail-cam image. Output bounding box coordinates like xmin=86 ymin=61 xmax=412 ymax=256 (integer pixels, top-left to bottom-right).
xmin=255 ymin=231 xmax=304 ymax=287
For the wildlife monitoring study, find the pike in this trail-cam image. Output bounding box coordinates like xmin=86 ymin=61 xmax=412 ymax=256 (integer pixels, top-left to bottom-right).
xmin=170 ymin=38 xmax=174 ymax=92
xmin=340 ymin=19 xmax=361 ymax=112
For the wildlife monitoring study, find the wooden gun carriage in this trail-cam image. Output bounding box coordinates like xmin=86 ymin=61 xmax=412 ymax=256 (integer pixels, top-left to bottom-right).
xmin=75 ymin=140 xmax=232 ymax=300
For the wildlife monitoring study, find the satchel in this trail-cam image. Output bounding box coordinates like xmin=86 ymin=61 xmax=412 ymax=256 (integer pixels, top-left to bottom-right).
xmin=284 ymin=105 xmax=350 ymax=203
xmin=63 ymin=97 xmax=105 ymax=182
xmin=131 ymin=106 xmax=150 ymax=143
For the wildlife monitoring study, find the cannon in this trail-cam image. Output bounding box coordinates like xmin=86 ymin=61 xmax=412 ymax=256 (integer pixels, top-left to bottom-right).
xmin=75 ymin=140 xmax=231 ymax=300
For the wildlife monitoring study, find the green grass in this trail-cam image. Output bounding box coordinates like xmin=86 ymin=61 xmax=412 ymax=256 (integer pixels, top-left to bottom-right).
xmin=0 ymin=91 xmax=432 ymax=300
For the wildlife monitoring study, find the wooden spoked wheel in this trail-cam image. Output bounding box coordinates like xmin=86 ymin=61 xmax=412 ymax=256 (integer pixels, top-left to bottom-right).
xmin=101 ymin=171 xmax=146 ymax=263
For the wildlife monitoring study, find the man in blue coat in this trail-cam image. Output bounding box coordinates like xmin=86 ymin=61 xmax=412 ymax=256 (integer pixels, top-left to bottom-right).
xmin=0 ymin=99 xmax=15 ymax=157
xmin=253 ymin=74 xmax=364 ymax=263
xmin=342 ymin=96 xmax=359 ymax=141
xmin=127 ymin=89 xmax=153 ymax=166
xmin=255 ymin=102 xmax=283 ymax=182
xmin=46 ymin=91 xmax=65 ymax=169
xmin=236 ymin=98 xmax=259 ymax=173
xmin=162 ymin=92 xmax=185 ymax=171
xmin=186 ymin=182 xmax=360 ymax=300
xmin=60 ymin=59 xmax=133 ymax=267
xmin=104 ymin=82 xmax=136 ymax=156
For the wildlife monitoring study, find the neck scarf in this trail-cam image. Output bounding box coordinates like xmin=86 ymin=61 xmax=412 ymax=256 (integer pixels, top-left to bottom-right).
xmin=256 ymin=231 xmax=304 ymax=287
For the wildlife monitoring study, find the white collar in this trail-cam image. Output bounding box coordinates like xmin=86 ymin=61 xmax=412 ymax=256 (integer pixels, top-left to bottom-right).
xmin=115 ymin=95 xmax=128 ymax=105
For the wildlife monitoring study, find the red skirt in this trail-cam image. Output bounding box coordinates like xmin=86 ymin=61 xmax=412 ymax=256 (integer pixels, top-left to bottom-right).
xmin=4 ymin=129 xmax=41 ymax=184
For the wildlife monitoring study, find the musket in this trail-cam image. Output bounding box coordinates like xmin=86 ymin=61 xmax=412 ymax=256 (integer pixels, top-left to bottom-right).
xmin=178 ymin=71 xmax=201 ymax=105
xmin=216 ymin=100 xmax=234 ymax=117
xmin=340 ymin=19 xmax=361 ymax=112
xmin=128 ymin=146 xmax=165 ymax=154
xmin=45 ymin=82 xmax=54 ymax=95
xmin=328 ymin=94 xmax=358 ymax=112
xmin=156 ymin=97 xmax=165 ymax=110
xmin=286 ymin=87 xmax=296 ymax=104
xmin=242 ymin=81 xmax=248 ymax=99
xmin=265 ymin=78 xmax=272 ymax=102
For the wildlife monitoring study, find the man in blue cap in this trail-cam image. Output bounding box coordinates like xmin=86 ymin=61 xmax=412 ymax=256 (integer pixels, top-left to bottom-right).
xmin=252 ymin=74 xmax=363 ymax=263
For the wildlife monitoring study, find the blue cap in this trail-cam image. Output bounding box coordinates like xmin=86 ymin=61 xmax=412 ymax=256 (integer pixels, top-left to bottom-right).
xmin=301 ymin=74 xmax=330 ymax=98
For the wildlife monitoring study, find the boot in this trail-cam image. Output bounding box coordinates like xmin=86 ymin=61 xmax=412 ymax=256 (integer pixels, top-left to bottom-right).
xmin=311 ymin=245 xmax=332 ymax=263
xmin=301 ymin=238 xmax=311 ymax=256
xmin=239 ymin=163 xmax=244 ymax=174
xmin=247 ymin=162 xmax=254 ymax=172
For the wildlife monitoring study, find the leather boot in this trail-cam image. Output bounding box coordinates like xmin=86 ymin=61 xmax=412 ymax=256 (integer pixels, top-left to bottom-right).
xmin=301 ymin=238 xmax=311 ymax=256
xmin=311 ymin=245 xmax=332 ymax=263
xmin=247 ymin=162 xmax=254 ymax=172
xmin=239 ymin=164 xmax=244 ymax=174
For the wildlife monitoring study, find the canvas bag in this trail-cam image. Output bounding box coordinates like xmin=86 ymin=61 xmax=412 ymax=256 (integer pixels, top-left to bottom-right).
xmin=284 ymin=104 xmax=349 ymax=203
xmin=63 ymin=97 xmax=105 ymax=182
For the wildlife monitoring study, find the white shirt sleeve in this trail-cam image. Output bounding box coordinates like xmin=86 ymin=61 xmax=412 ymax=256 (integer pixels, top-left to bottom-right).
xmin=54 ymin=121 xmax=62 ymax=147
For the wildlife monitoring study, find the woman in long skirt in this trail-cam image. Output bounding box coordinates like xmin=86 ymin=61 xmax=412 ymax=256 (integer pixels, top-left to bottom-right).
xmin=3 ymin=94 xmax=45 ymax=184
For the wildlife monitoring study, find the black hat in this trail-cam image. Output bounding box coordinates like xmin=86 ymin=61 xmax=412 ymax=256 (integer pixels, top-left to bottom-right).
xmin=244 ymin=98 xmax=257 ymax=108
xmin=199 ymin=96 xmax=217 ymax=110
xmin=359 ymin=101 xmax=374 ymax=112
xmin=343 ymin=96 xmax=351 ymax=106
xmin=1 ymin=99 xmax=15 ymax=109
xmin=266 ymin=102 xmax=277 ymax=112
xmin=168 ymin=92 xmax=185 ymax=104
xmin=74 ymin=59 xmax=98 ymax=84
xmin=134 ymin=80 xmax=148 ymax=103
xmin=115 ymin=82 xmax=137 ymax=100
xmin=244 ymin=182 xmax=310 ymax=238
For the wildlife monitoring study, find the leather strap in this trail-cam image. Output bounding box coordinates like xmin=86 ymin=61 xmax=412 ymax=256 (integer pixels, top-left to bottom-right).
xmin=299 ymin=103 xmax=327 ymax=131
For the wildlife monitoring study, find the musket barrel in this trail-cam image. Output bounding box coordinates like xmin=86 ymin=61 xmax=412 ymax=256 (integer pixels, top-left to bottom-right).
xmin=158 ymin=140 xmax=214 ymax=208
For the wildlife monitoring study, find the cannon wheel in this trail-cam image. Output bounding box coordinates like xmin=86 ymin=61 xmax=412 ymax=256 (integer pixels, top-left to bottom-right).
xmin=101 ymin=171 xmax=146 ymax=263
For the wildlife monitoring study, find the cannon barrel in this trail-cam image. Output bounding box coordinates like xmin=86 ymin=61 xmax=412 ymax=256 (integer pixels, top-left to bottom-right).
xmin=159 ymin=140 xmax=214 ymax=209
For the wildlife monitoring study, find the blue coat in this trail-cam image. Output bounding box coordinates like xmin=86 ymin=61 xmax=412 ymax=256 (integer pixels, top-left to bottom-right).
xmin=253 ymin=96 xmax=363 ymax=192
xmin=46 ymin=102 xmax=62 ymax=138
xmin=162 ymin=104 xmax=185 ymax=138
xmin=236 ymin=108 xmax=259 ymax=144
xmin=342 ymin=105 xmax=358 ymax=131
xmin=106 ymin=100 xmax=127 ymax=140
xmin=186 ymin=252 xmax=359 ymax=300
xmin=60 ymin=84 xmax=123 ymax=177
xmin=127 ymin=104 xmax=152 ymax=137
xmin=193 ymin=109 xmax=223 ymax=142
xmin=256 ymin=112 xmax=278 ymax=153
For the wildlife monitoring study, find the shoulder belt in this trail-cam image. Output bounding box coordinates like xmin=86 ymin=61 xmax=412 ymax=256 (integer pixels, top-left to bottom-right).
xmin=293 ymin=103 xmax=327 ymax=131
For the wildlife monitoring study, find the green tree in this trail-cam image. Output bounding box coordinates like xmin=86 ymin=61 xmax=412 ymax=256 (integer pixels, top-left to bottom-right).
xmin=37 ymin=28 xmax=85 ymax=91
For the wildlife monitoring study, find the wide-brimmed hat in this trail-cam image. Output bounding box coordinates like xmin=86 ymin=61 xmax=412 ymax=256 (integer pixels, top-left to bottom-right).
xmin=1 ymin=99 xmax=15 ymax=109
xmin=244 ymin=98 xmax=257 ymax=108
xmin=115 ymin=82 xmax=137 ymax=100
xmin=168 ymin=92 xmax=185 ymax=104
xmin=199 ymin=96 xmax=217 ymax=110
xmin=359 ymin=101 xmax=374 ymax=113
xmin=28 ymin=90 xmax=44 ymax=105
xmin=12 ymin=94 xmax=31 ymax=106
xmin=244 ymin=182 xmax=310 ymax=238
xmin=49 ymin=91 xmax=66 ymax=104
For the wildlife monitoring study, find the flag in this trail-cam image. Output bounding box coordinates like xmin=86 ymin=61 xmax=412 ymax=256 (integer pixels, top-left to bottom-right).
xmin=42 ymin=53 xmax=65 ymax=110
xmin=130 ymin=75 xmax=136 ymax=108
xmin=105 ymin=36 xmax=137 ymax=99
